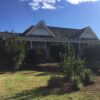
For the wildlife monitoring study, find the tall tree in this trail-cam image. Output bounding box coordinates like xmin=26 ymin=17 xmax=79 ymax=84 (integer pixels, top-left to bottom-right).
xmin=5 ymin=35 xmax=25 ymax=71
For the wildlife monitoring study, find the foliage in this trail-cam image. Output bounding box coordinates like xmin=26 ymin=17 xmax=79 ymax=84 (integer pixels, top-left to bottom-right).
xmin=50 ymin=45 xmax=67 ymax=62
xmin=70 ymin=75 xmax=82 ymax=90
xmin=0 ymin=38 xmax=5 ymax=51
xmin=0 ymin=38 xmax=5 ymax=59
xmin=24 ymin=47 xmax=46 ymax=64
xmin=61 ymin=44 xmax=84 ymax=79
xmin=81 ymin=69 xmax=93 ymax=86
xmin=0 ymin=38 xmax=6 ymax=69
xmin=61 ymin=44 xmax=93 ymax=89
xmin=62 ymin=54 xmax=84 ymax=80
xmin=48 ymin=75 xmax=63 ymax=88
xmin=5 ymin=35 xmax=25 ymax=70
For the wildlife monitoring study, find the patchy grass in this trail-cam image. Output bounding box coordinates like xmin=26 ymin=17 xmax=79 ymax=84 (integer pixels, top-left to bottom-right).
xmin=0 ymin=65 xmax=100 ymax=100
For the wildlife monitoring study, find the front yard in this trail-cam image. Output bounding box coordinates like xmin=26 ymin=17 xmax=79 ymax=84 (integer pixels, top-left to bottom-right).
xmin=0 ymin=64 xmax=100 ymax=100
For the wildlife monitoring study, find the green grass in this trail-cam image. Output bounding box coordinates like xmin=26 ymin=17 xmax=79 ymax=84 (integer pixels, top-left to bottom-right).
xmin=0 ymin=66 xmax=100 ymax=100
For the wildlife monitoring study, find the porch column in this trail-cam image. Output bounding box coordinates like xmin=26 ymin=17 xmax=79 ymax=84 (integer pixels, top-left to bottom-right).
xmin=44 ymin=41 xmax=50 ymax=57
xmin=44 ymin=41 xmax=47 ymax=51
xmin=79 ymin=42 xmax=81 ymax=56
xmin=30 ymin=41 xmax=33 ymax=49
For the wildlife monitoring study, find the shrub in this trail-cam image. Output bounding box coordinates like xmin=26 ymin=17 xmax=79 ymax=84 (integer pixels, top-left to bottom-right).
xmin=70 ymin=75 xmax=82 ymax=91
xmin=61 ymin=44 xmax=84 ymax=80
xmin=61 ymin=44 xmax=93 ymax=90
xmin=81 ymin=69 xmax=93 ymax=86
xmin=48 ymin=75 xmax=63 ymax=88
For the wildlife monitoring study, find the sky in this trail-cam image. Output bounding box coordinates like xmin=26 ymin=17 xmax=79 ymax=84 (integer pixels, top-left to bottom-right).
xmin=0 ymin=0 xmax=100 ymax=38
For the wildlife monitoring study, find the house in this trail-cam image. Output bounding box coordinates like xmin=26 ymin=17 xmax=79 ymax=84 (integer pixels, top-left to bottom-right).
xmin=0 ymin=20 xmax=100 ymax=61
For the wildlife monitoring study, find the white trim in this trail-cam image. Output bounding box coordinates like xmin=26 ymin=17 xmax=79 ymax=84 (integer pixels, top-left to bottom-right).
xmin=79 ymin=27 xmax=98 ymax=39
xmin=26 ymin=21 xmax=56 ymax=37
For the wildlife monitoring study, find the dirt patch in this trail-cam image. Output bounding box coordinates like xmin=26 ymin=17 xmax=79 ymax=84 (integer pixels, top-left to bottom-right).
xmin=81 ymin=76 xmax=100 ymax=92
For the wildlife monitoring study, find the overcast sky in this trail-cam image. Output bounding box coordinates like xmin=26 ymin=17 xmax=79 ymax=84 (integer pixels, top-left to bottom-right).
xmin=0 ymin=0 xmax=100 ymax=38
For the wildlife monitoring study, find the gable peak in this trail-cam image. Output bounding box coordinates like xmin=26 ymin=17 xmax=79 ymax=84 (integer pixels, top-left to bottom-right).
xmin=36 ymin=20 xmax=46 ymax=28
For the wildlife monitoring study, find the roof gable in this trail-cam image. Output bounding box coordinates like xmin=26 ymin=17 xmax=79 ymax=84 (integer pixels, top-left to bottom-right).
xmin=24 ymin=21 xmax=55 ymax=37
xmin=79 ymin=27 xmax=98 ymax=40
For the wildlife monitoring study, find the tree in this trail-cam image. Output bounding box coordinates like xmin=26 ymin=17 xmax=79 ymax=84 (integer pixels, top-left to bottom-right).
xmin=0 ymin=38 xmax=6 ymax=69
xmin=5 ymin=35 xmax=25 ymax=71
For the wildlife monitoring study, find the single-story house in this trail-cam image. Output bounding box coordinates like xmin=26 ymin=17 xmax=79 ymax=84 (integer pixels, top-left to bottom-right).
xmin=0 ymin=20 xmax=100 ymax=60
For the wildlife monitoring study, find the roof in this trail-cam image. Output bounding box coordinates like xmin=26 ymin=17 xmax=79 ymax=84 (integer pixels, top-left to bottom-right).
xmin=0 ymin=32 xmax=19 ymax=39
xmin=48 ymin=26 xmax=80 ymax=39
xmin=70 ymin=27 xmax=87 ymax=39
xmin=23 ymin=25 xmax=34 ymax=35
xmin=23 ymin=25 xmax=86 ymax=39
xmin=0 ymin=20 xmax=98 ymax=40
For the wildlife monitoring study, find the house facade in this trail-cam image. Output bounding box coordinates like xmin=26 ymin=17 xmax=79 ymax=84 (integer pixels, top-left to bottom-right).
xmin=0 ymin=20 xmax=100 ymax=60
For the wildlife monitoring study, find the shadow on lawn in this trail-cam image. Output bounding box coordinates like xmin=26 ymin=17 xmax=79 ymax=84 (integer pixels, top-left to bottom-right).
xmin=35 ymin=72 xmax=50 ymax=76
xmin=19 ymin=63 xmax=62 ymax=73
xmin=8 ymin=86 xmax=72 ymax=100
xmin=0 ymin=63 xmax=61 ymax=75
xmin=0 ymin=71 xmax=5 ymax=74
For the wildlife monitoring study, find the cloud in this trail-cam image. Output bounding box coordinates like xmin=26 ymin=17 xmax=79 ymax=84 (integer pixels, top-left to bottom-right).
xmin=20 ymin=0 xmax=28 ymax=1
xmin=41 ymin=2 xmax=56 ymax=10
xmin=20 ymin=0 xmax=99 ymax=10
xmin=66 ymin=0 xmax=99 ymax=5
xmin=29 ymin=0 xmax=58 ymax=10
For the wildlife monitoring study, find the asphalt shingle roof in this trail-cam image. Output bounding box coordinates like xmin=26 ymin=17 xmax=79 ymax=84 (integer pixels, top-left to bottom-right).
xmin=48 ymin=26 xmax=80 ymax=39
xmin=0 ymin=25 xmax=98 ymax=40
xmin=23 ymin=25 xmax=85 ymax=39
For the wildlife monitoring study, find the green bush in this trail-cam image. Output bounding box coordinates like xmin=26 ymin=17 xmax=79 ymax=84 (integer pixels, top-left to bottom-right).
xmin=64 ymin=56 xmax=84 ymax=80
xmin=48 ymin=75 xmax=63 ymax=88
xmin=70 ymin=75 xmax=82 ymax=91
xmin=81 ymin=69 xmax=93 ymax=86
xmin=61 ymin=44 xmax=93 ymax=90
xmin=61 ymin=44 xmax=84 ymax=80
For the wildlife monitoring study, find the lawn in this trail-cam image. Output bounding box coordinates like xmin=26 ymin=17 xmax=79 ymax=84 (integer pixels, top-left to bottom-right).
xmin=0 ymin=64 xmax=100 ymax=100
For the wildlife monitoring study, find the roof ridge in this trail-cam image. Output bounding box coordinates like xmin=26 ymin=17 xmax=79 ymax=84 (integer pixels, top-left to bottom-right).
xmin=47 ymin=26 xmax=81 ymax=30
xmin=23 ymin=25 xmax=34 ymax=34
